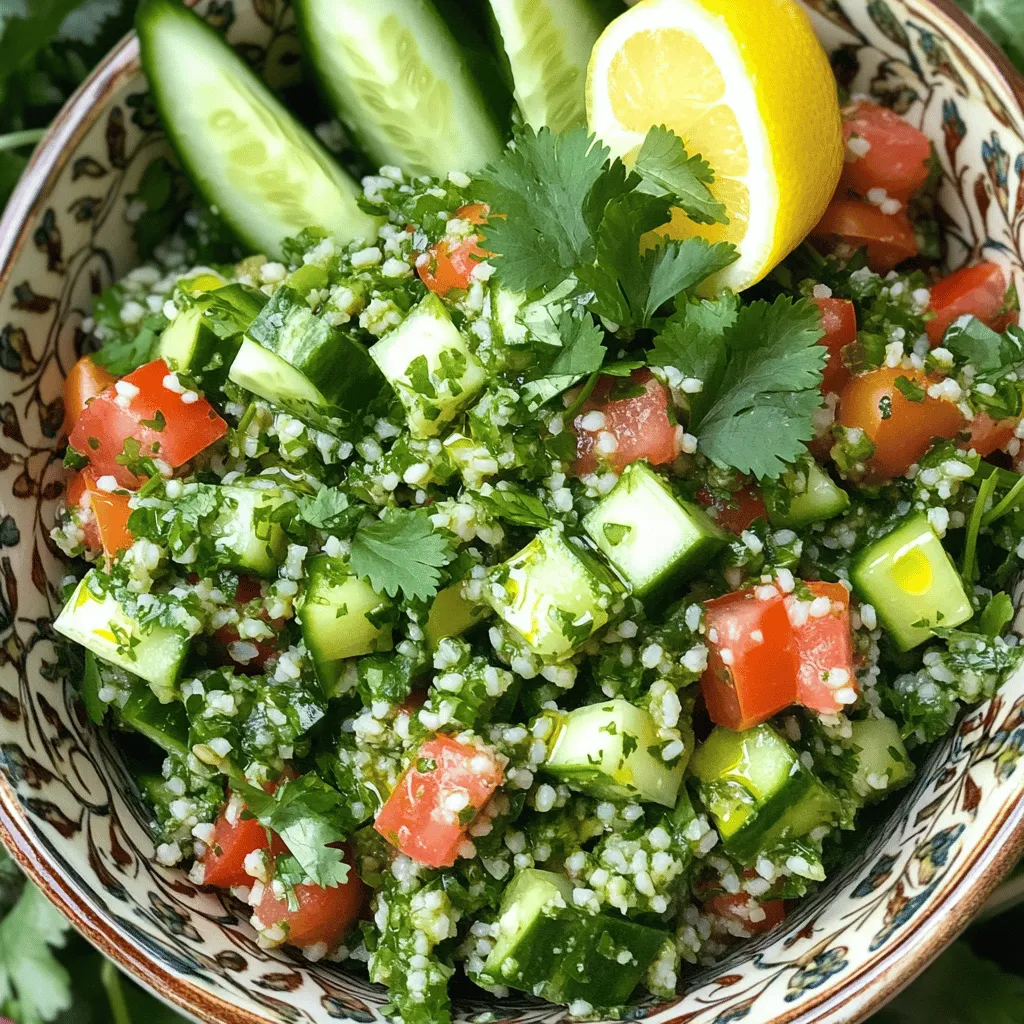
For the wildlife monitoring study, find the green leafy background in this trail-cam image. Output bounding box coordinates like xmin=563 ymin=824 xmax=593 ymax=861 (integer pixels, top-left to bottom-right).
xmin=0 ymin=0 xmax=1020 ymax=1021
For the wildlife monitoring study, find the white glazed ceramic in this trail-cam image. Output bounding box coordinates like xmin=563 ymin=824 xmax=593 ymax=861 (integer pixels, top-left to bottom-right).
xmin=0 ymin=1 xmax=1022 ymax=1022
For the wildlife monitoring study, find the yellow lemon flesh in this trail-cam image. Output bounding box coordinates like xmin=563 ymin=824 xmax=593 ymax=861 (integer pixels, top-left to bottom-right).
xmin=587 ymin=0 xmax=844 ymax=292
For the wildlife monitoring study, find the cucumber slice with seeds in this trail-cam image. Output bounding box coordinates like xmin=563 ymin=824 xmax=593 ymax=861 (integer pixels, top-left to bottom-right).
xmin=294 ymin=0 xmax=506 ymax=176
xmin=136 ymin=0 xmax=380 ymax=260
xmin=486 ymin=0 xmax=610 ymax=132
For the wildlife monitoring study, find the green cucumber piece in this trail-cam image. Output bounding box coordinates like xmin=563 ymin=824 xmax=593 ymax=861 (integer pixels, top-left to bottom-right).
xmin=136 ymin=0 xmax=380 ymax=259
xmin=118 ymin=687 xmax=190 ymax=757
xmin=158 ymin=284 xmax=267 ymax=392
xmin=583 ymin=461 xmax=727 ymax=596
xmin=54 ymin=572 xmax=190 ymax=700
xmin=81 ymin=650 xmax=107 ymax=725
xmin=425 ymin=584 xmax=489 ymax=650
xmin=294 ymin=0 xmax=505 ymax=176
xmin=298 ymin=555 xmax=394 ymax=693
xmin=486 ymin=0 xmax=608 ymax=132
xmin=544 ymin=698 xmax=685 ymax=807
xmin=230 ymin=286 xmax=388 ymax=430
xmin=485 ymin=527 xmax=622 ymax=660
xmin=208 ymin=482 xmax=289 ymax=577
xmin=849 ymin=717 xmax=914 ymax=802
xmin=764 ymin=459 xmax=850 ymax=528
xmin=690 ymin=725 xmax=839 ymax=861
xmin=851 ymin=514 xmax=972 ymax=651
xmin=369 ymin=293 xmax=487 ymax=438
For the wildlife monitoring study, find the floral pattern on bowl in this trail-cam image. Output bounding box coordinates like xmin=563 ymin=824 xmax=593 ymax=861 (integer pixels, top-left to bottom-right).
xmin=0 ymin=1 xmax=1022 ymax=1022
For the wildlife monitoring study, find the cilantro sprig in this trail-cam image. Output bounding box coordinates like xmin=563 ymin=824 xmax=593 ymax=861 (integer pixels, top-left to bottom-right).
xmin=350 ymin=507 xmax=456 ymax=603
xmin=476 ymin=125 xmax=737 ymax=331
xmin=652 ymin=296 xmax=826 ymax=479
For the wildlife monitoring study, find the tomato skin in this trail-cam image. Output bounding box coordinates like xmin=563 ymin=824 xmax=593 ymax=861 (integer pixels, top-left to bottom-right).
xmin=701 ymin=587 xmax=798 ymax=731
xmin=787 ymin=582 xmax=856 ymax=716
xmin=455 ymin=202 xmax=490 ymax=226
xmin=836 ymin=366 xmax=963 ymax=480
xmin=254 ymin=849 xmax=365 ymax=950
xmin=65 ymin=471 xmax=102 ymax=553
xmin=63 ymin=356 xmax=117 ymax=436
xmin=83 ymin=472 xmax=133 ymax=561
xmin=374 ymin=735 xmax=504 ymax=869
xmin=704 ymin=892 xmax=786 ymax=935
xmin=926 ymin=262 xmax=1008 ymax=345
xmin=811 ymin=199 xmax=918 ymax=274
xmin=840 ymin=100 xmax=932 ymax=201
xmin=958 ymin=412 xmax=1018 ymax=458
xmin=696 ymin=484 xmax=767 ymax=535
xmin=418 ymin=237 xmax=488 ymax=297
xmin=572 ymin=369 xmax=678 ymax=477
xmin=815 ymin=298 xmax=857 ymax=395
xmin=200 ymin=797 xmax=289 ymax=890
xmin=69 ymin=359 xmax=227 ymax=488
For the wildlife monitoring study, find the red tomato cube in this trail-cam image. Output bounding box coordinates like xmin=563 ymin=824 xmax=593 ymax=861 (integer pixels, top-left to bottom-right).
xmin=814 ymin=297 xmax=857 ymax=396
xmin=701 ymin=586 xmax=799 ymax=731
xmin=696 ymin=483 xmax=768 ymax=535
xmin=704 ymin=891 xmax=786 ymax=936
xmin=786 ymin=582 xmax=857 ymax=716
xmin=200 ymin=795 xmax=288 ymax=890
xmin=69 ymin=358 xmax=227 ymax=488
xmin=812 ymin=199 xmax=918 ymax=275
xmin=253 ymin=848 xmax=365 ymax=952
xmin=82 ymin=471 xmax=133 ymax=561
xmin=840 ymin=100 xmax=932 ymax=202
xmin=374 ymin=735 xmax=504 ymax=869
xmin=571 ymin=369 xmax=679 ymax=477
xmin=927 ymin=261 xmax=1009 ymax=345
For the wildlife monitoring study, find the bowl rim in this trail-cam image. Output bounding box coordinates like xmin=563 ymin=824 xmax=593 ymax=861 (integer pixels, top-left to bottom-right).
xmin=0 ymin=2 xmax=1023 ymax=1023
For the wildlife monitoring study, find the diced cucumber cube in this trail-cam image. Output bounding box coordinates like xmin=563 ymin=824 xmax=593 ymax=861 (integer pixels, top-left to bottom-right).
xmin=583 ymin=461 xmax=727 ymax=596
xmin=690 ymin=725 xmax=839 ymax=860
xmin=485 ymin=527 xmax=621 ymax=660
xmin=231 ymin=285 xmax=387 ymax=427
xmin=544 ymin=698 xmax=685 ymax=807
xmin=764 ymin=459 xmax=850 ymax=528
xmin=851 ymin=514 xmax=972 ymax=651
xmin=210 ymin=482 xmax=289 ymax=578
xmin=425 ymin=584 xmax=489 ymax=650
xmin=117 ymin=686 xmax=190 ymax=757
xmin=369 ymin=293 xmax=487 ymax=438
xmin=482 ymin=868 xmax=667 ymax=1006
xmin=299 ymin=555 xmax=393 ymax=692
xmin=849 ymin=717 xmax=914 ymax=802
xmin=54 ymin=573 xmax=190 ymax=700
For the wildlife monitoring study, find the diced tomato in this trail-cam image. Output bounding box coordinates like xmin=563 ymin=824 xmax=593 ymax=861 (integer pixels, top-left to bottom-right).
xmin=209 ymin=575 xmax=285 ymax=674
xmin=926 ymin=262 xmax=1009 ymax=345
xmin=200 ymin=794 xmax=289 ymax=890
xmin=374 ymin=734 xmax=504 ymax=869
xmin=836 ymin=366 xmax=963 ymax=480
xmin=63 ymin=355 xmax=117 ymax=436
xmin=958 ymin=412 xmax=1018 ymax=458
xmin=455 ymin=202 xmax=490 ymax=226
xmin=701 ymin=587 xmax=798 ymax=731
xmin=840 ymin=100 xmax=932 ymax=202
xmin=69 ymin=359 xmax=227 ymax=489
xmin=696 ymin=483 xmax=767 ymax=535
xmin=811 ymin=199 xmax=918 ymax=275
xmin=704 ymin=892 xmax=786 ymax=935
xmin=418 ymin=237 xmax=489 ymax=297
xmin=254 ymin=848 xmax=365 ymax=951
xmin=571 ymin=369 xmax=679 ymax=477
xmin=65 ymin=471 xmax=101 ymax=553
xmin=787 ymin=582 xmax=856 ymax=716
xmin=815 ymin=298 xmax=858 ymax=396
xmin=82 ymin=472 xmax=133 ymax=560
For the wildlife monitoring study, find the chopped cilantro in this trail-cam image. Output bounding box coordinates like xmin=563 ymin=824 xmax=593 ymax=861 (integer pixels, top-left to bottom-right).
xmin=476 ymin=486 xmax=553 ymax=528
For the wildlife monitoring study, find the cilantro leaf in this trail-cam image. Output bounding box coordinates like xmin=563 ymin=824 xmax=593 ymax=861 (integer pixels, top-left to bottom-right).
xmin=689 ymin=296 xmax=826 ymax=479
xmin=0 ymin=880 xmax=72 ymax=1023
xmin=476 ymin=486 xmax=553 ymax=528
xmin=296 ymin=487 xmax=358 ymax=531
xmin=90 ymin=314 xmax=164 ymax=377
xmin=350 ymin=508 xmax=455 ymax=603
xmin=634 ymin=125 xmax=728 ymax=226
xmin=579 ymin=191 xmax=736 ymax=329
xmin=522 ymin=311 xmax=606 ymax=409
xmin=475 ymin=126 xmax=609 ymax=293
xmin=233 ymin=775 xmax=351 ymax=889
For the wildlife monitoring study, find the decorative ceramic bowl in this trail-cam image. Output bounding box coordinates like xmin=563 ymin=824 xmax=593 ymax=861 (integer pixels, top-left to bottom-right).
xmin=0 ymin=1 xmax=1022 ymax=1022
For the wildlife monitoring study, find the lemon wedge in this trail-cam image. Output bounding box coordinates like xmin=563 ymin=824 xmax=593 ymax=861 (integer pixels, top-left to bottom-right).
xmin=587 ymin=0 xmax=844 ymax=291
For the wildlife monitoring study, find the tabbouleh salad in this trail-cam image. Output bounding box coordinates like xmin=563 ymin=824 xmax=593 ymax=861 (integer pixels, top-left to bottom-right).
xmin=49 ymin=0 xmax=1024 ymax=1019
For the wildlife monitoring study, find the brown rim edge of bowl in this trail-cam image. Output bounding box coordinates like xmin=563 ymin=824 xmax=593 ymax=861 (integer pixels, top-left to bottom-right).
xmin=0 ymin=6 xmax=1022 ymax=1024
